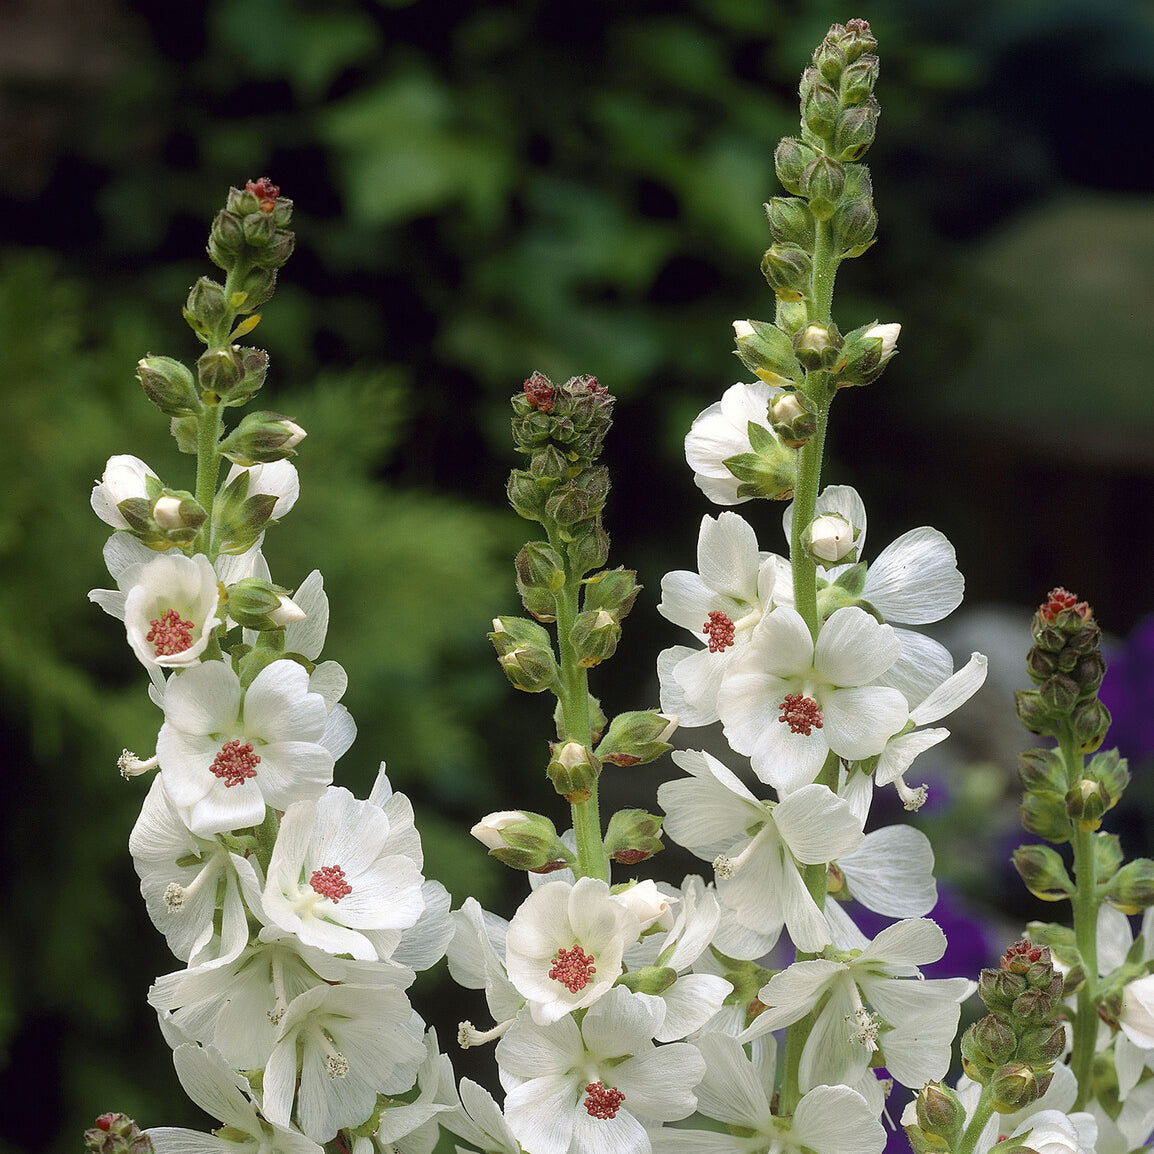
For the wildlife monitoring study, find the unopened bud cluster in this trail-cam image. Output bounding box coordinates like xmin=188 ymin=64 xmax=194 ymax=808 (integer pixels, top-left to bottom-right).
xmin=959 ymin=941 xmax=1065 ymax=1112
xmin=84 ymin=1114 xmax=154 ymax=1154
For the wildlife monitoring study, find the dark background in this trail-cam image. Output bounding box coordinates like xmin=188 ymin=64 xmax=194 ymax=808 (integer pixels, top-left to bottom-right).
xmin=2 ymin=0 xmax=1153 ymax=1149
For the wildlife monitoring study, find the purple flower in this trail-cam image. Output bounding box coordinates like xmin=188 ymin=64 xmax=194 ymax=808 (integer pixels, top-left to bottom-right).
xmin=1099 ymin=614 xmax=1154 ymax=763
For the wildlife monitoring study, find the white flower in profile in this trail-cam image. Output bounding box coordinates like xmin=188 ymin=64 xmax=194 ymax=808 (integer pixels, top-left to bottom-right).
xmin=146 ymin=1043 xmax=321 ymax=1154
xmin=741 ymin=918 xmax=973 ymax=1092
xmin=262 ymin=786 xmax=427 ymax=962
xmin=447 ymin=896 xmax=523 ymax=1038
xmin=504 ymin=877 xmax=641 ymax=1025
xmin=717 ymin=604 xmax=908 ymax=793
xmin=650 ymin=1031 xmax=886 ymax=1154
xmin=656 ymin=512 xmax=779 ymax=726
xmin=129 ymin=775 xmax=261 ymax=966
xmin=262 ymin=982 xmax=426 ymax=1143
xmin=684 ymin=381 xmax=793 ymax=505
xmin=156 ymin=658 xmax=343 ymax=837
xmin=658 ymin=750 xmax=863 ymax=959
xmin=496 ymin=986 xmax=705 ymax=1154
xmin=438 ymin=1076 xmax=522 ymax=1154
xmin=90 ymin=551 xmax=222 ymax=673
xmin=224 ymin=459 xmax=300 ymax=522
xmin=91 ymin=453 xmax=160 ymax=529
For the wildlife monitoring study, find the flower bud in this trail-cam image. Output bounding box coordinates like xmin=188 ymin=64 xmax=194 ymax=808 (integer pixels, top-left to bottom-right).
xmin=835 ymin=321 xmax=900 ymax=387
xmin=218 ymin=411 xmax=306 ymax=466
xmin=615 ymin=964 xmax=677 ymax=995
xmin=225 ymin=577 xmax=304 ymax=631
xmin=566 ymin=520 xmax=611 ymax=579
xmin=514 ymin=540 xmax=565 ymax=622
xmin=793 ymin=321 xmax=843 ymax=371
xmin=569 ymin=608 xmax=620 ymax=667
xmin=961 ymin=1013 xmax=1017 ymax=1076
xmin=1019 ymin=789 xmax=1071 ymax=844
xmin=489 ymin=616 xmax=558 ymax=693
xmin=1012 ymin=844 xmax=1074 ymax=902
xmin=761 ymin=244 xmax=812 ymax=302
xmin=769 ymin=388 xmax=817 ymax=447
xmin=774 ymin=137 xmax=819 ymax=196
xmin=801 ymin=76 xmax=839 ymax=141
xmin=803 ymin=512 xmax=859 ymax=567
xmin=506 ymin=468 xmax=549 ymax=522
xmin=603 ymin=808 xmax=665 ymax=864
xmin=833 ymin=99 xmax=879 ymax=161
xmin=583 ymin=566 xmax=640 ymax=621
xmin=1066 ymin=778 xmax=1108 ymax=831
xmin=136 ymin=356 xmax=202 ymax=417
xmin=905 ymin=1081 xmax=965 ymax=1153
xmin=733 ymin=319 xmax=805 ymax=386
xmin=197 ymin=345 xmax=246 ymax=401
xmin=596 ymin=711 xmax=677 ymax=767
xmin=183 ymin=276 xmax=229 ymax=343
xmin=721 ymin=422 xmax=798 ymax=502
xmin=989 ymin=1061 xmax=1049 ymax=1113
xmin=1103 ymin=858 xmax=1154 ymax=914
xmin=1017 ymin=747 xmax=1066 ymax=794
xmin=84 ymin=1113 xmax=154 ymax=1154
xmin=764 ymin=197 xmax=815 ymax=252
xmin=470 ymin=809 xmax=571 ymax=872
xmin=1014 ymin=689 xmax=1063 ymax=739
xmin=547 ymin=741 xmax=600 ymax=802
xmin=800 ymin=156 xmax=845 ymax=221
xmin=1071 ymin=696 xmax=1111 ymax=753
xmin=1016 ymin=1022 xmax=1066 ymax=1066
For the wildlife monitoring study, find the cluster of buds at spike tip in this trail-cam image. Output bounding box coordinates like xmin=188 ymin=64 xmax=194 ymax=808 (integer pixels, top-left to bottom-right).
xmin=546 ymin=740 xmax=600 ymax=802
xmin=602 ymin=808 xmax=665 ymax=864
xmin=594 ymin=710 xmax=677 ymax=767
xmin=115 ymin=474 xmax=207 ymax=549
xmin=208 ymin=178 xmax=295 ymax=274
xmin=1016 ymin=588 xmax=1110 ymax=751
xmin=960 ymin=941 xmax=1065 ymax=1111
xmin=800 ymin=20 xmax=880 ymax=161
xmin=470 ymin=810 xmax=573 ymax=872
xmin=489 ymin=616 xmax=559 ymax=694
xmin=84 ymin=1114 xmax=154 ymax=1154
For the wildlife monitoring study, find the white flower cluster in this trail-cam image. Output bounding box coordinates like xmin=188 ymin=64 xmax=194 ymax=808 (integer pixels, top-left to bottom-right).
xmin=90 ymin=454 xmax=455 ymax=1151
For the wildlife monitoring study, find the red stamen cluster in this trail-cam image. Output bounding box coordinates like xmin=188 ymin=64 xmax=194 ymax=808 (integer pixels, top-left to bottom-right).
xmin=1039 ymin=587 xmax=1090 ymax=623
xmin=703 ymin=610 xmax=736 ymax=653
xmin=523 ymin=371 xmax=555 ymax=412
xmin=778 ymin=692 xmax=824 ymax=735
xmin=582 ymin=376 xmax=608 ymax=396
xmin=847 ymin=17 xmax=871 ymax=34
xmin=1001 ymin=939 xmax=1044 ymax=972
xmin=583 ymin=1081 xmax=625 ymax=1119
xmin=210 ymin=739 xmax=260 ymax=787
xmin=549 ymin=943 xmax=597 ymax=992
xmin=310 ymin=864 xmax=353 ymax=902
xmin=147 ymin=607 xmax=195 ymax=656
xmin=246 ymin=177 xmax=280 ymax=212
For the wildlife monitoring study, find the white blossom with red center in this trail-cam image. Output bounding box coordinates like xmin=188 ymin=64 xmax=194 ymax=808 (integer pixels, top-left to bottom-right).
xmin=261 ymin=786 xmax=426 ymax=961
xmin=717 ymin=604 xmax=909 ymax=794
xmin=504 ymin=877 xmax=642 ymax=1025
xmin=657 ymin=511 xmax=780 ymax=727
xmin=495 ymin=986 xmax=705 ymax=1154
xmin=89 ymin=551 xmax=222 ymax=674
xmin=156 ymin=657 xmax=344 ymax=837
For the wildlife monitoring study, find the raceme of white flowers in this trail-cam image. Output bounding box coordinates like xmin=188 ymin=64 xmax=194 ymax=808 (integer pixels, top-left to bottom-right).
xmin=88 ymin=25 xmax=1154 ymax=1154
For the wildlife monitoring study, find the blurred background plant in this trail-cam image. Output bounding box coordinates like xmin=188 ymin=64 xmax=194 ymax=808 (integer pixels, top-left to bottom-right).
xmin=3 ymin=0 xmax=1154 ymax=1149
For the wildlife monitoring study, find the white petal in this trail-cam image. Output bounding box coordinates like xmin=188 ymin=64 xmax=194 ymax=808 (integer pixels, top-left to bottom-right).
xmin=697 ymin=512 xmax=762 ymax=601
xmin=909 ymin=652 xmax=988 ymax=725
xmin=814 ymin=607 xmax=900 ymax=685
xmin=821 ymin=685 xmax=909 ymax=759
xmin=865 ymin=526 xmax=963 ymax=624
xmin=838 ymin=825 xmax=937 ymax=917
xmin=773 ymin=784 xmax=863 ymax=863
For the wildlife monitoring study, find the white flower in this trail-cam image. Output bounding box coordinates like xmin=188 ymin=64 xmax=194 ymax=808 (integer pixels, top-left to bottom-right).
xmin=447 ymin=896 xmax=523 ymax=1033
xmin=651 ymin=1032 xmax=886 ymax=1154
xmin=364 ymin=1028 xmax=457 ymax=1154
xmin=471 ymin=811 xmax=529 ymax=852
xmin=262 ymin=982 xmax=426 ymax=1142
xmin=90 ymin=551 xmax=222 ymax=672
xmin=91 ymin=453 xmax=159 ymax=528
xmin=864 ymin=321 xmax=900 ymax=359
xmin=146 ymin=1043 xmax=321 ymax=1154
xmin=658 ymin=750 xmax=863 ymax=958
xmin=656 ymin=512 xmax=778 ymax=726
xmin=495 ymin=986 xmax=705 ymax=1154
xmin=684 ymin=381 xmax=792 ymax=505
xmin=262 ymin=786 xmax=427 ymax=961
xmin=504 ymin=877 xmax=641 ymax=1025
xmin=439 ymin=1076 xmax=522 ymax=1154
xmin=717 ymin=604 xmax=908 ymax=792
xmin=129 ymin=775 xmax=261 ymax=966
xmin=613 ymin=879 xmax=673 ymax=931
xmin=741 ymin=918 xmax=973 ymax=1092
xmin=156 ymin=658 xmax=346 ymax=837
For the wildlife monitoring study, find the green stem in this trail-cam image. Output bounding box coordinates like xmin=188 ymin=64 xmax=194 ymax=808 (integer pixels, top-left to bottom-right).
xmin=788 ymin=391 xmax=831 ymax=639
xmin=194 ymin=400 xmax=223 ymax=560
xmin=549 ymin=531 xmax=607 ymax=882
xmin=955 ymin=1082 xmax=996 ymax=1154
xmin=1062 ymin=726 xmax=1099 ymax=1109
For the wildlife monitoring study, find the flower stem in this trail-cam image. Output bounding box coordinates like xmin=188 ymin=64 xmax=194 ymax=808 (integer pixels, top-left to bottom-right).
xmin=956 ymin=1082 xmax=996 ymax=1154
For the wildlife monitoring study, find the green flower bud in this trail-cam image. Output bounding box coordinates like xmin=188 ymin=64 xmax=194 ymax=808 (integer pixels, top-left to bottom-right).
xmin=489 ymin=616 xmax=558 ymax=693
xmin=989 ymin=1061 xmax=1049 ymax=1113
xmin=218 ymin=411 xmax=306 ymax=466
xmin=833 ymin=99 xmax=879 ymax=161
xmin=235 ymin=265 xmax=278 ymax=312
xmin=835 ymin=321 xmax=900 ymax=387
xmin=1071 ymin=696 xmax=1111 ymax=753
xmin=84 ymin=1113 xmax=154 ymax=1154
xmin=841 ymin=55 xmax=880 ymax=105
xmin=515 ymin=540 xmax=565 ymax=622
xmin=764 ymin=197 xmax=815 ymax=253
xmin=761 ymin=244 xmax=812 ymax=303
xmin=507 ymin=468 xmax=549 ymax=522
xmin=546 ymin=741 xmax=600 ymax=802
xmin=197 ymin=346 xmax=245 ymax=402
xmin=801 ymin=75 xmax=839 ymax=142
xmin=470 ymin=809 xmax=571 ymax=872
xmin=1019 ymin=789 xmax=1070 ymax=843
xmin=1016 ymin=1021 xmax=1066 ymax=1066
xmin=603 ymin=807 xmax=665 ymax=863
xmin=616 ymin=965 xmax=677 ymax=995
xmin=1066 ymin=778 xmax=1107 ymax=831
xmin=596 ymin=711 xmax=678 ymax=768
xmin=913 ymin=1081 xmax=967 ymax=1144
xmin=793 ymin=321 xmax=843 ymax=371
xmin=961 ymin=1013 xmax=1017 ymax=1075
xmin=774 ymin=137 xmax=819 ymax=196
xmin=1011 ymin=844 xmax=1074 ymax=902
xmin=569 ymin=608 xmax=620 ymax=667
xmin=732 ymin=319 xmax=804 ymax=386
xmin=1103 ymin=858 xmax=1154 ymax=914
xmin=225 ymin=577 xmax=305 ymax=631
xmin=136 ymin=356 xmax=202 ymax=417
xmin=769 ymin=388 xmax=817 ymax=448
xmin=212 ymin=469 xmax=280 ymax=554
xmin=1014 ymin=689 xmax=1063 ymax=739
xmin=183 ymin=276 xmax=229 ymax=343
xmin=583 ymin=566 xmax=640 ymax=620
xmin=1017 ymin=747 xmax=1067 ymax=794
xmin=220 ymin=347 xmax=269 ymax=408
xmin=801 ymin=156 xmax=845 ymax=221
xmin=566 ymin=521 xmax=610 ymax=579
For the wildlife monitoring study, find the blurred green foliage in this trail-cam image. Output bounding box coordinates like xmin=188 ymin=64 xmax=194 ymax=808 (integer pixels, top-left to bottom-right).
xmin=3 ymin=0 xmax=1154 ymax=1149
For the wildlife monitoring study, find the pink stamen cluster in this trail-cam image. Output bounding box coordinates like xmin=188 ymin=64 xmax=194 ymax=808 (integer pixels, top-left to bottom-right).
xmin=778 ymin=692 xmax=824 ymax=736
xmin=703 ymin=610 xmax=736 ymax=653
xmin=1038 ymin=587 xmax=1090 ymax=623
xmin=246 ymin=177 xmax=280 ymax=212
xmin=583 ymin=1081 xmax=625 ymax=1119
xmin=310 ymin=864 xmax=353 ymax=902
xmin=147 ymin=607 xmax=195 ymax=656
xmin=549 ymin=943 xmax=597 ymax=992
xmin=582 ymin=376 xmax=608 ymax=396
xmin=1001 ymin=939 xmax=1045 ymax=972
xmin=209 ymin=739 xmax=260 ymax=787
xmin=523 ymin=371 xmax=555 ymax=412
